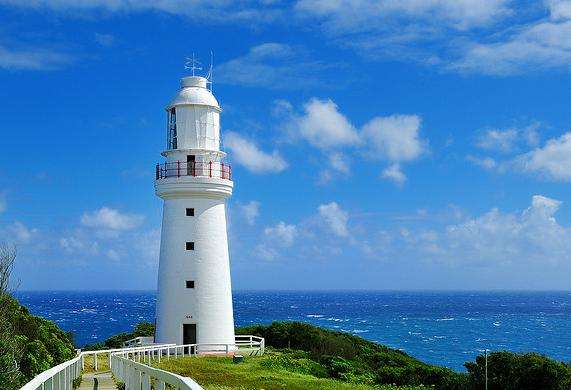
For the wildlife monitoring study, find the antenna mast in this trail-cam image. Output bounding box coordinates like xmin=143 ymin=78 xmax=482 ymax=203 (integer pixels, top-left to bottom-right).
xmin=185 ymin=53 xmax=202 ymax=77
xmin=207 ymin=51 xmax=214 ymax=92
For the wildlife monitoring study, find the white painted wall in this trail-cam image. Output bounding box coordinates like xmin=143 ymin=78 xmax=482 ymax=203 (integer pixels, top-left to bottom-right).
xmin=155 ymin=76 xmax=235 ymax=349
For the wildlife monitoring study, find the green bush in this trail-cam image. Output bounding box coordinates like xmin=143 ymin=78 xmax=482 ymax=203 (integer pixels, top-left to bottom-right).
xmin=0 ymin=295 xmax=76 ymax=389
xmin=465 ymin=351 xmax=571 ymax=390
xmin=237 ymin=321 xmax=464 ymax=388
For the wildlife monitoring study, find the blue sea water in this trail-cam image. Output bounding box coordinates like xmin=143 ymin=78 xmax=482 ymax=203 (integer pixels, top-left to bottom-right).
xmin=15 ymin=290 xmax=571 ymax=371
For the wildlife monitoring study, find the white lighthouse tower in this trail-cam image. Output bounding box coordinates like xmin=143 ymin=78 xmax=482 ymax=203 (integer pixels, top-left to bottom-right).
xmin=154 ymin=69 xmax=235 ymax=349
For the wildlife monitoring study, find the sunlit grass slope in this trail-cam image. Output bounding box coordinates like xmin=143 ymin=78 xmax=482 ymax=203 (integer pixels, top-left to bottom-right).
xmin=154 ymin=350 xmax=425 ymax=390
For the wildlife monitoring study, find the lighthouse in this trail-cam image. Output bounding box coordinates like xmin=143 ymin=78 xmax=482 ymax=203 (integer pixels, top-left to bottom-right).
xmin=154 ymin=72 xmax=235 ymax=349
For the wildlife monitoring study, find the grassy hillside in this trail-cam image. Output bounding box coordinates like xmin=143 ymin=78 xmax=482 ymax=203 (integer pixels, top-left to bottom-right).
xmin=237 ymin=321 xmax=465 ymax=389
xmin=155 ymin=350 xmax=424 ymax=390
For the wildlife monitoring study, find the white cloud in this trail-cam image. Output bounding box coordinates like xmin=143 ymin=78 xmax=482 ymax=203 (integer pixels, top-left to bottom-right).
xmin=477 ymin=128 xmax=519 ymax=152
xmin=264 ymin=222 xmax=297 ymax=246
xmin=476 ymin=124 xmax=541 ymax=153
xmin=318 ymin=202 xmax=349 ymax=237
xmin=278 ymin=99 xmax=426 ymax=184
xmin=467 ymin=155 xmax=497 ymax=170
xmin=0 ymin=0 xmax=282 ymax=24
xmin=81 ymin=207 xmax=144 ymax=231
xmin=225 ymin=131 xmax=288 ymax=174
xmin=7 ymin=222 xmax=37 ymax=244
xmin=60 ymin=235 xmax=99 ymax=255
xmin=256 ymin=221 xmax=298 ymax=260
xmin=548 ymin=0 xmax=571 ymax=20
xmin=362 ymin=115 xmax=425 ymax=162
xmin=328 ymin=153 xmax=350 ymax=174
xmin=442 ymin=195 xmax=570 ymax=265
xmin=295 ymin=0 xmax=510 ymax=31
xmin=381 ymin=163 xmax=407 ymax=185
xmin=240 ymin=201 xmax=260 ymax=225
xmin=515 ymin=132 xmax=571 ymax=181
xmin=0 ymin=45 xmax=73 ymax=71
xmin=452 ymin=20 xmax=571 ymax=75
xmin=216 ymin=43 xmax=331 ymax=89
xmin=296 ymin=99 xmax=360 ymax=149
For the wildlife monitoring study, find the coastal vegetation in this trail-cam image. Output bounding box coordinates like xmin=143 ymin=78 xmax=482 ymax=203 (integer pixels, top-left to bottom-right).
xmin=154 ymin=350 xmax=425 ymax=390
xmin=236 ymin=321 xmax=571 ymax=390
xmin=0 ymin=246 xmax=76 ymax=389
xmin=1 ymin=243 xmax=569 ymax=390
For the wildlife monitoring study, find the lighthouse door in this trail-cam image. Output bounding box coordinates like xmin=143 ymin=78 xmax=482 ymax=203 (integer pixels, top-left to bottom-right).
xmin=183 ymin=324 xmax=197 ymax=346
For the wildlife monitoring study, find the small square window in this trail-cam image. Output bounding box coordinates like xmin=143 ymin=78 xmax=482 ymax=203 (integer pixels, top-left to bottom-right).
xmin=186 ymin=280 xmax=195 ymax=288
xmin=186 ymin=208 xmax=195 ymax=216
xmin=186 ymin=242 xmax=194 ymax=251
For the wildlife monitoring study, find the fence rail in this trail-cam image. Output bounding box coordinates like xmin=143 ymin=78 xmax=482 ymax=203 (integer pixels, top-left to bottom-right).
xmin=156 ymin=161 xmax=232 ymax=180
xmin=20 ymin=336 xmax=264 ymax=390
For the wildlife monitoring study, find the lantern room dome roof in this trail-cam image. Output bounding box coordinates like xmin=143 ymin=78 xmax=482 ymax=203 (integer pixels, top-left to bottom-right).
xmin=167 ymin=76 xmax=220 ymax=110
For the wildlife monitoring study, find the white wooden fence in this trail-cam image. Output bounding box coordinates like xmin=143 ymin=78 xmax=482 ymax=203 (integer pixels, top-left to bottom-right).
xmin=20 ymin=336 xmax=264 ymax=390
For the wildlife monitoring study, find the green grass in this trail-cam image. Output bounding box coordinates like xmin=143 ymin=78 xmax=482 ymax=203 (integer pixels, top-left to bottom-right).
xmin=154 ymin=350 xmax=426 ymax=390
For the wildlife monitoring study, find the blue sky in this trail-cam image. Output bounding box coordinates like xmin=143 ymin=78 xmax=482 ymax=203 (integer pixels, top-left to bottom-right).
xmin=1 ymin=0 xmax=571 ymax=290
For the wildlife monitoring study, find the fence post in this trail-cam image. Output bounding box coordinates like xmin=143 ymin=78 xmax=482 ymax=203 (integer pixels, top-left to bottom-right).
xmin=94 ymin=354 xmax=98 ymax=371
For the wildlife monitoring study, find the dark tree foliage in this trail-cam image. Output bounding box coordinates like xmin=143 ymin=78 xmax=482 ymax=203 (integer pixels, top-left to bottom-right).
xmin=237 ymin=321 xmax=466 ymax=389
xmin=0 ymin=295 xmax=76 ymax=389
xmin=465 ymin=351 xmax=571 ymax=390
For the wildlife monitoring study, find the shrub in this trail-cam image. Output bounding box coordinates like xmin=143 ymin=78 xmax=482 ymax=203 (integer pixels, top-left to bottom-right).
xmin=0 ymin=295 xmax=76 ymax=389
xmin=465 ymin=351 xmax=571 ymax=390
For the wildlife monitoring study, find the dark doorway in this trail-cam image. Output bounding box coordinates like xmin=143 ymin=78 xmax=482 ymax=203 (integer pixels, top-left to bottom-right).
xmin=187 ymin=155 xmax=195 ymax=175
xmin=183 ymin=324 xmax=197 ymax=354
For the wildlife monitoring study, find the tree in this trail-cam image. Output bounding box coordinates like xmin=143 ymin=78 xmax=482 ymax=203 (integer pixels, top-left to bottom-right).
xmin=0 ymin=244 xmax=22 ymax=388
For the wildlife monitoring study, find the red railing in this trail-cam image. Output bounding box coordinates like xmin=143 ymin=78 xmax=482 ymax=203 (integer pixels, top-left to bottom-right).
xmin=156 ymin=161 xmax=232 ymax=180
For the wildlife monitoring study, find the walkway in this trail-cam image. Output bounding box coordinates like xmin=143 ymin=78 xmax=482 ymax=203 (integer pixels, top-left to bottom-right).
xmin=79 ymin=372 xmax=118 ymax=390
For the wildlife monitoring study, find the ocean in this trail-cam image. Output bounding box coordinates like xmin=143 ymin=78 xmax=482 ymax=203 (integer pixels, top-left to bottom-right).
xmin=15 ymin=290 xmax=571 ymax=372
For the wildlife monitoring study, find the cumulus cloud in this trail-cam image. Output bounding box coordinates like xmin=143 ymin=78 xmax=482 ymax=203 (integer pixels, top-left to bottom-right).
xmin=225 ymin=132 xmax=288 ymax=174
xmin=362 ymin=114 xmax=425 ymax=162
xmin=549 ymin=0 xmax=571 ymax=20
xmin=318 ymin=202 xmax=349 ymax=237
xmin=364 ymin=195 xmax=571 ymax=268
xmin=6 ymin=222 xmax=37 ymax=244
xmin=239 ymin=201 xmax=260 ymax=225
xmin=442 ymin=195 xmax=569 ymax=265
xmin=515 ymin=132 xmax=571 ymax=181
xmin=256 ymin=221 xmax=298 ymax=260
xmin=296 ymin=99 xmax=360 ymax=149
xmin=60 ymin=235 xmax=99 ymax=255
xmin=81 ymin=207 xmax=144 ymax=231
xmin=361 ymin=114 xmax=426 ymax=183
xmin=381 ymin=163 xmax=407 ymax=185
xmin=278 ymin=99 xmax=426 ymax=184
xmin=264 ymin=222 xmax=298 ymax=247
